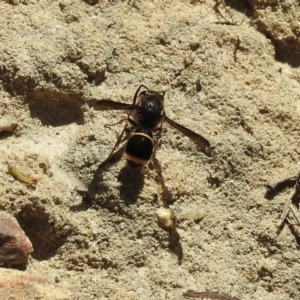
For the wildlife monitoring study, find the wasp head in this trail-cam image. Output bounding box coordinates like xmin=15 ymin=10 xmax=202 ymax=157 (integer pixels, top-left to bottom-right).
xmin=135 ymin=90 xmax=165 ymax=129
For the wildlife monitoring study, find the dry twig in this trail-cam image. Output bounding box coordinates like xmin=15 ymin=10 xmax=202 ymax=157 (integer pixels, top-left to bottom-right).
xmin=267 ymin=173 xmax=300 ymax=231
xmin=183 ymin=290 xmax=240 ymax=300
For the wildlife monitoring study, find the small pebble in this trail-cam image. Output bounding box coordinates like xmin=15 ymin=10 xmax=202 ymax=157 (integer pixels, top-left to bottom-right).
xmin=156 ymin=207 xmax=176 ymax=230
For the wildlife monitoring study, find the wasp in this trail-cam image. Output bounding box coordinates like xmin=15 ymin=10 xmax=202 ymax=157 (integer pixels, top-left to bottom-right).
xmin=92 ymin=85 xmax=211 ymax=167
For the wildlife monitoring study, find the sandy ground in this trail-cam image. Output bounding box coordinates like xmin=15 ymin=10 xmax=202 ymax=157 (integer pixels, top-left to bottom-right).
xmin=1 ymin=0 xmax=300 ymax=299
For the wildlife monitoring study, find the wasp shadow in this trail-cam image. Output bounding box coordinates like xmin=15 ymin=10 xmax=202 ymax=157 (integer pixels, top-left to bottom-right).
xmin=76 ymin=146 xmax=125 ymax=209
xmin=151 ymin=156 xmax=175 ymax=205
xmin=151 ymin=156 xmax=183 ymax=262
xmin=73 ymin=145 xmax=144 ymax=211
xmin=168 ymin=228 xmax=183 ymax=264
xmin=118 ymin=165 xmax=144 ymax=205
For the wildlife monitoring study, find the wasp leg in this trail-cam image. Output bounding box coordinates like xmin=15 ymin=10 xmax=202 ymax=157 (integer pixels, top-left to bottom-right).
xmin=148 ymin=128 xmax=163 ymax=170
xmin=153 ymin=137 xmax=162 ymax=154
xmin=102 ymin=125 xmax=130 ymax=164
xmin=152 ymin=123 xmax=164 ymax=152
xmin=104 ymin=116 xmax=128 ymax=128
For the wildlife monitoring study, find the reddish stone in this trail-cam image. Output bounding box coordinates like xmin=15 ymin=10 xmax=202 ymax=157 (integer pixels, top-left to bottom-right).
xmin=0 ymin=213 xmax=33 ymax=265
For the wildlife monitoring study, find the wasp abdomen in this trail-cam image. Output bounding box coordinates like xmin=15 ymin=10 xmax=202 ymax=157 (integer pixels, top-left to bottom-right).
xmin=125 ymin=129 xmax=154 ymax=167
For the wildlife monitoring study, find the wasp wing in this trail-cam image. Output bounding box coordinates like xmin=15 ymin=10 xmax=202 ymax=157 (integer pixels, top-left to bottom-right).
xmin=91 ymin=100 xmax=138 ymax=111
xmin=163 ymin=116 xmax=211 ymax=154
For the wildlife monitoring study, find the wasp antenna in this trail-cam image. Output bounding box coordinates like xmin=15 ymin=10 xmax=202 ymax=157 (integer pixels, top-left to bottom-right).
xmin=133 ymin=85 xmax=149 ymax=104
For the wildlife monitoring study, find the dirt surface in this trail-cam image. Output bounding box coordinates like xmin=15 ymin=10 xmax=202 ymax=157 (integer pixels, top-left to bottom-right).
xmin=1 ymin=0 xmax=300 ymax=299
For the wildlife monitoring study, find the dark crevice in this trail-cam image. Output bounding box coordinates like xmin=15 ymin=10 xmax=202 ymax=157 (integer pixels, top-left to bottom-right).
xmin=0 ymin=66 xmax=37 ymax=96
xmin=16 ymin=205 xmax=70 ymax=261
xmin=223 ymin=0 xmax=254 ymax=17
xmin=26 ymin=89 xmax=84 ymax=126
xmin=0 ymin=67 xmax=85 ymax=126
xmin=253 ymin=20 xmax=300 ymax=67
